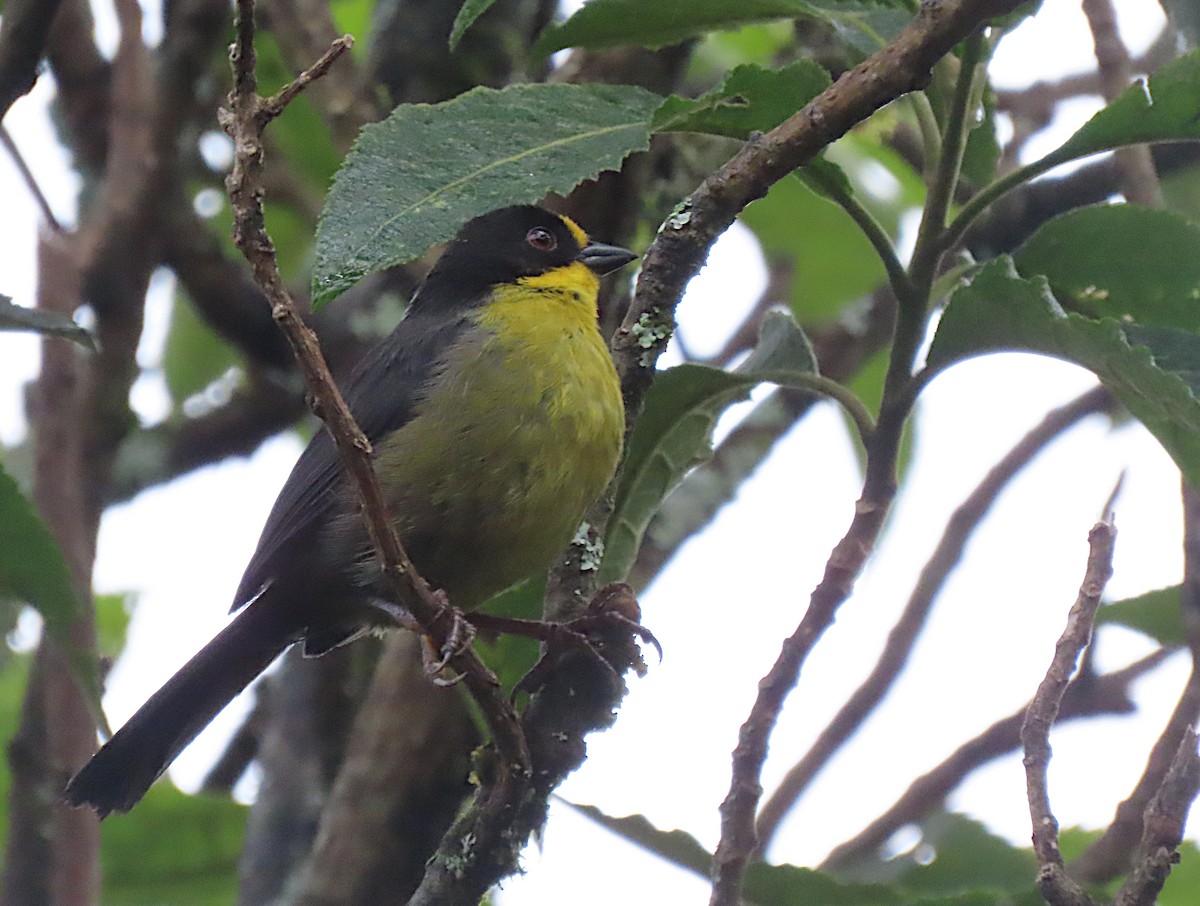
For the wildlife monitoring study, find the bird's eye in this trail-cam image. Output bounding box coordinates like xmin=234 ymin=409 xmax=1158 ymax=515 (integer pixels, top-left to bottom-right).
xmin=526 ymin=227 xmax=557 ymax=251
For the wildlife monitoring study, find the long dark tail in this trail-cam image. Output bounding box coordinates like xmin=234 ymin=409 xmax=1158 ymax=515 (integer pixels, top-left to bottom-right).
xmin=63 ymin=598 xmax=301 ymax=817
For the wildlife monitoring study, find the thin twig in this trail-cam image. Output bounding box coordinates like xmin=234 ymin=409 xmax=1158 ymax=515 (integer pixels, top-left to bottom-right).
xmin=1020 ymin=521 xmax=1116 ymax=906
xmin=0 ymin=124 xmax=63 ymax=232
xmin=756 ymin=386 xmax=1116 ymax=851
xmin=1070 ymin=487 xmax=1200 ymax=882
xmin=820 ymin=648 xmax=1172 ymax=871
xmin=220 ymin=0 xmax=531 ymax=859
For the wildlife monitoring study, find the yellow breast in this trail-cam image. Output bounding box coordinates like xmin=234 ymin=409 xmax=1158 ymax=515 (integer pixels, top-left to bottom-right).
xmin=373 ymin=265 xmax=624 ymax=608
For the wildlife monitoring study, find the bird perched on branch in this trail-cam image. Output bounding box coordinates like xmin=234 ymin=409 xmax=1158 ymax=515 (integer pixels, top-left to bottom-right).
xmin=64 ymin=205 xmax=637 ymax=816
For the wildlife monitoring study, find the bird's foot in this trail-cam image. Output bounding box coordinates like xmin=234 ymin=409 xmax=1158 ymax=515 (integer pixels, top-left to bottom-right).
xmin=368 ymin=593 xmax=476 ymax=685
xmin=467 ymin=583 xmax=661 ymax=699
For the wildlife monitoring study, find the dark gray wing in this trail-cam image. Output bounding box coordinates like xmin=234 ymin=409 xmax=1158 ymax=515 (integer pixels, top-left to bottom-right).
xmin=230 ymin=306 xmax=473 ymax=610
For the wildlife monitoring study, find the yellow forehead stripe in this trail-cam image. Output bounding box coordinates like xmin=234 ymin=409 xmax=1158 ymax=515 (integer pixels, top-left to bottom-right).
xmin=559 ymin=214 xmax=590 ymax=249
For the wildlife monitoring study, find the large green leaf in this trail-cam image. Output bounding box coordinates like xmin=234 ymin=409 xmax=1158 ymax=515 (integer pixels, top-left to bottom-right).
xmin=536 ymin=0 xmax=912 ymax=55
xmin=654 ymin=60 xmax=830 ymax=138
xmin=1015 ymin=205 xmax=1200 ymax=332
xmin=602 ymin=310 xmax=826 ymax=583
xmin=1095 ymin=585 xmax=1185 ymax=646
xmin=0 ymin=293 xmax=94 ymax=349
xmin=312 ymin=83 xmax=661 ymax=307
xmin=741 ymin=174 xmax=888 ymax=321
xmin=926 ymin=259 xmax=1200 ymax=487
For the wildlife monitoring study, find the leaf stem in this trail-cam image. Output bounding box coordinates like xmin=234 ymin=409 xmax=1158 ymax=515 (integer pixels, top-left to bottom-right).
xmin=908 ymin=91 xmax=942 ymax=177
xmin=777 ymin=373 xmax=877 ymax=443
xmin=802 ymin=166 xmax=914 ymax=306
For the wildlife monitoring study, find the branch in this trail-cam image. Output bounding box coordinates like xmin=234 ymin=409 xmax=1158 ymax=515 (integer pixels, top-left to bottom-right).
xmin=1112 ymin=729 xmax=1200 ymax=906
xmin=756 ymin=386 xmax=1116 ymax=851
xmin=820 ymin=649 xmax=1171 ymax=871
xmin=1070 ymin=484 xmax=1200 ymax=882
xmin=0 ymin=125 xmax=63 ymax=231
xmin=0 ymin=0 xmax=65 ymax=122
xmin=824 ymin=651 xmax=1170 ymax=871
xmin=221 ymin=5 xmax=533 ymax=901
xmin=1021 ymin=521 xmax=1116 ymax=906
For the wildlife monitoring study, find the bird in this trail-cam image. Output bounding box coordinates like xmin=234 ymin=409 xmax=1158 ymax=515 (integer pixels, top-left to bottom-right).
xmin=63 ymin=204 xmax=637 ymax=816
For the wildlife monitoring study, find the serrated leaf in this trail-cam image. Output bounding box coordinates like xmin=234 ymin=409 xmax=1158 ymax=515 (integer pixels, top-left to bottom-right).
xmin=654 ymin=60 xmax=830 ymax=138
xmin=1041 ymin=50 xmax=1200 ymax=169
xmin=450 ymin=0 xmax=498 ymax=49
xmin=313 ymin=83 xmax=662 ymax=307
xmin=926 ymin=258 xmax=1200 ymax=487
xmin=1014 ymin=204 xmax=1200 ymax=332
xmin=1095 ymin=585 xmax=1185 ymax=646
xmin=0 ymin=294 xmax=95 ymax=349
xmin=0 ymin=461 xmax=106 ymax=730
xmin=602 ymin=310 xmax=820 ymax=582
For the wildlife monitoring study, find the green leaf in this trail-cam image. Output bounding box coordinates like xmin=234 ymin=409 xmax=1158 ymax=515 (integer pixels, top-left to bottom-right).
xmin=894 ymin=813 xmax=1038 ymax=896
xmin=741 ymin=174 xmax=888 ymax=321
xmin=653 ymin=60 xmax=830 ymax=138
xmin=450 ymin=0 xmax=498 ymax=49
xmin=926 ymin=258 xmax=1200 ymax=488
xmin=1015 ymin=205 xmax=1200 ymax=332
xmin=960 ymin=82 xmax=1000 ymax=189
xmin=1159 ymin=841 xmax=1200 ymax=906
xmin=1095 ymin=585 xmax=1185 ymax=646
xmin=565 ymin=803 xmax=714 ymax=878
xmin=602 ymin=310 xmax=821 ymax=583
xmin=100 ymin=783 xmax=246 ymax=905
xmin=537 ymin=0 xmax=817 ymax=54
xmin=475 ymin=578 xmax=544 ymax=693
xmin=800 ymin=0 xmax=915 ymax=55
xmin=163 ymin=293 xmax=240 ymax=405
xmin=565 ymin=803 xmax=906 ymax=906
xmin=312 ymin=83 xmax=662 ymax=307
xmin=0 ymin=462 xmax=106 ymax=731
xmin=94 ymin=592 xmax=134 ymax=660
xmin=0 ymin=294 xmax=95 ymax=349
xmin=1043 ymin=49 xmax=1200 ymax=168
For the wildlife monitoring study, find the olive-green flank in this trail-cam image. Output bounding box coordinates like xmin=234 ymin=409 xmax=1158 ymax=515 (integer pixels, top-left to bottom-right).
xmin=63 ymin=205 xmax=637 ymax=817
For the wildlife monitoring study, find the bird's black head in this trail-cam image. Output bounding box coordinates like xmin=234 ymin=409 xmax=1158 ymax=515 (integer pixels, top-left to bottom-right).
xmin=414 ymin=206 xmax=635 ymax=310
